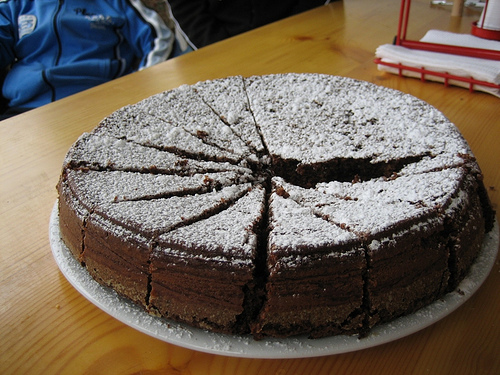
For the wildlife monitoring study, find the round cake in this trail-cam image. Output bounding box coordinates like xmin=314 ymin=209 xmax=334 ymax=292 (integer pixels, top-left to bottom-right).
xmin=57 ymin=73 xmax=494 ymax=339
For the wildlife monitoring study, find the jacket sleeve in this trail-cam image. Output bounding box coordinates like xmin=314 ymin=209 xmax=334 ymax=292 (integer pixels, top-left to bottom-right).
xmin=167 ymin=0 xmax=240 ymax=49
xmin=123 ymin=0 xmax=174 ymax=69
xmin=0 ymin=5 xmax=16 ymax=70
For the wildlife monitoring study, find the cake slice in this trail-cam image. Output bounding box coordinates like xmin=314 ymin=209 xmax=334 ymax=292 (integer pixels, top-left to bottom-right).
xmin=89 ymin=183 xmax=253 ymax=238
xmin=81 ymin=183 xmax=253 ymax=308
xmin=95 ymin=105 xmax=242 ymax=163
xmin=245 ymin=73 xmax=472 ymax=187
xmin=150 ymin=185 xmax=266 ymax=334
xmin=433 ymin=169 xmax=488 ymax=291
xmin=193 ymin=76 xmax=266 ymax=155
xmin=285 ymin=168 xmax=478 ymax=328
xmin=135 ymin=85 xmax=255 ymax=162
xmin=64 ymin=169 xmax=254 ymax=204
xmin=311 ymin=166 xmax=492 ymax=290
xmin=252 ymin=178 xmax=365 ymax=338
xmin=58 ymin=179 xmax=90 ymax=262
xmin=64 ymin=132 xmax=251 ymax=174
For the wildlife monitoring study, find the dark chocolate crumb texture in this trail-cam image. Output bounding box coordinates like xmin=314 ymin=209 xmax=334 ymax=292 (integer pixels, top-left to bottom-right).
xmin=57 ymin=74 xmax=495 ymax=339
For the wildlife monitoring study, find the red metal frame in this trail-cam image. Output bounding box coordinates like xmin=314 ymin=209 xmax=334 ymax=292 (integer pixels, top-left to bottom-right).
xmin=375 ymin=0 xmax=500 ymax=93
xmin=471 ymin=0 xmax=500 ymax=40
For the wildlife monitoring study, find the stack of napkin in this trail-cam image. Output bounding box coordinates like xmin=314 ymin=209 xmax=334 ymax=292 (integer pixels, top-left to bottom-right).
xmin=376 ymin=30 xmax=500 ymax=97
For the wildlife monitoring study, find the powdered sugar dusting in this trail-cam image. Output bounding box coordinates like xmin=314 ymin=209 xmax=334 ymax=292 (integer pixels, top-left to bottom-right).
xmin=308 ymin=168 xmax=464 ymax=234
xmin=194 ymin=76 xmax=265 ymax=153
xmin=268 ymin=179 xmax=358 ymax=258
xmin=65 ymin=133 xmax=250 ymax=174
xmin=135 ymin=85 xmax=253 ymax=159
xmin=245 ymin=73 xmax=469 ymax=164
xmin=95 ymin=105 xmax=242 ymax=163
xmin=158 ymin=185 xmax=266 ymax=261
xmin=95 ymin=183 xmax=252 ymax=236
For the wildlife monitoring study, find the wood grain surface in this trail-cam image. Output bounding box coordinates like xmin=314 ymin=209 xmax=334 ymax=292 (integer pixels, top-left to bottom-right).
xmin=1 ymin=1 xmax=499 ymax=374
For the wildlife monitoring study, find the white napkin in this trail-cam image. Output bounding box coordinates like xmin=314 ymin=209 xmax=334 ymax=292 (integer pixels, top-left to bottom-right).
xmin=375 ymin=30 xmax=500 ymax=97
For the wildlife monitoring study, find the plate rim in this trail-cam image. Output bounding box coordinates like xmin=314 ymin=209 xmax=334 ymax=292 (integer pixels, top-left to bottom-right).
xmin=49 ymin=201 xmax=499 ymax=358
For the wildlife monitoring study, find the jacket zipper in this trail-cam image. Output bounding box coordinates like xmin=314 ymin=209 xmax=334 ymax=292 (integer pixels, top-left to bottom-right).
xmin=44 ymin=0 xmax=64 ymax=102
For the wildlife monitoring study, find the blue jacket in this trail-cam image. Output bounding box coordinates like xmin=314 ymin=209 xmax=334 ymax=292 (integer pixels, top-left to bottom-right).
xmin=0 ymin=0 xmax=173 ymax=110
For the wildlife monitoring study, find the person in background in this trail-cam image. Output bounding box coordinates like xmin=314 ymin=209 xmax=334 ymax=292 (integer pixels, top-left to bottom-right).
xmin=167 ymin=0 xmax=337 ymax=54
xmin=0 ymin=0 xmax=174 ymax=120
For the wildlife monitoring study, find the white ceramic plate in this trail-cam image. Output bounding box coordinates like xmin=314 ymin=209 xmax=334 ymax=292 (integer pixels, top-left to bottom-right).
xmin=50 ymin=202 xmax=499 ymax=358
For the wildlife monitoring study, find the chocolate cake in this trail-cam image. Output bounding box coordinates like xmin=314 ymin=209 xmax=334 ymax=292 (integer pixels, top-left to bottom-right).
xmin=57 ymin=73 xmax=494 ymax=339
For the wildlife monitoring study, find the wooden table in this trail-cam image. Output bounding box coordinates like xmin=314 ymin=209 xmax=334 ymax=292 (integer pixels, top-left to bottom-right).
xmin=1 ymin=1 xmax=499 ymax=373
